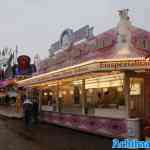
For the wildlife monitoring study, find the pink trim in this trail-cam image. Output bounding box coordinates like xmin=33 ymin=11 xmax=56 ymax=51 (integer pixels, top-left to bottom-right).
xmin=42 ymin=111 xmax=127 ymax=138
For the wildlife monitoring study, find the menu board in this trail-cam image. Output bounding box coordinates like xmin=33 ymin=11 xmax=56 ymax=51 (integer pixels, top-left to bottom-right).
xmin=130 ymin=82 xmax=141 ymax=96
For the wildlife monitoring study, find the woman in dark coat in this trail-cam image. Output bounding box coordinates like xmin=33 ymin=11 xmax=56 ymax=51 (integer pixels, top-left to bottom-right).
xmin=32 ymin=99 xmax=39 ymax=124
xmin=23 ymin=99 xmax=33 ymax=127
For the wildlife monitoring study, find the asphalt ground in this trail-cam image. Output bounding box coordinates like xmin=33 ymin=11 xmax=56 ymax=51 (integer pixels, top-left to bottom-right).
xmin=0 ymin=116 xmax=113 ymax=150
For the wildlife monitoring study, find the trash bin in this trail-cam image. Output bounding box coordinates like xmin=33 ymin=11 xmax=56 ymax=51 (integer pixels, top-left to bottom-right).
xmin=144 ymin=126 xmax=150 ymax=140
xmin=127 ymin=118 xmax=141 ymax=139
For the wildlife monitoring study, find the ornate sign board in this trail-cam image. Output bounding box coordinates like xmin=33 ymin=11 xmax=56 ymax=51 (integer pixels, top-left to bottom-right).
xmin=97 ymin=60 xmax=150 ymax=70
xmin=49 ymin=25 xmax=94 ymax=54
xmin=60 ymin=29 xmax=73 ymax=50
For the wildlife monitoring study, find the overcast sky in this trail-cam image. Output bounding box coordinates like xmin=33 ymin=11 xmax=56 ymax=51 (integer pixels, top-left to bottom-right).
xmin=0 ymin=0 xmax=150 ymax=60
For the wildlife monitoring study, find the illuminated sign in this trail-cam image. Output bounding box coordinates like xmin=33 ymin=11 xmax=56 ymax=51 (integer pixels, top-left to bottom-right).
xmin=18 ymin=59 xmax=150 ymax=86
xmin=97 ymin=60 xmax=150 ymax=71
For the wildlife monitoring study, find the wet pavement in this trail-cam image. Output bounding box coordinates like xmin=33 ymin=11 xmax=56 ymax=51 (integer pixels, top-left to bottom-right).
xmin=0 ymin=117 xmax=112 ymax=150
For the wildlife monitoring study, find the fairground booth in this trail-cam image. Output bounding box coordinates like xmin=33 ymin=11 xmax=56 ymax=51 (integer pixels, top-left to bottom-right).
xmin=17 ymin=10 xmax=150 ymax=138
xmin=0 ymin=79 xmax=17 ymax=105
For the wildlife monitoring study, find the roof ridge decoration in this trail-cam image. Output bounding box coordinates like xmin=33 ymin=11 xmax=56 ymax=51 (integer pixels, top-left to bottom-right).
xmin=116 ymin=9 xmax=133 ymax=56
xmin=118 ymin=9 xmax=130 ymax=21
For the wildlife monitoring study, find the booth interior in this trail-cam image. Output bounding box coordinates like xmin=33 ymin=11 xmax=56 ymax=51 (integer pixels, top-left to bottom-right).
xmin=26 ymin=71 xmax=146 ymax=119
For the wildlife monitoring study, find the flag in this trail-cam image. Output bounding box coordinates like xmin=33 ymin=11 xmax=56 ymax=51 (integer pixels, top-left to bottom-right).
xmin=7 ymin=53 xmax=13 ymax=66
xmin=15 ymin=45 xmax=18 ymax=57
xmin=12 ymin=52 xmax=14 ymax=64
xmin=2 ymin=49 xmax=5 ymax=56
xmin=15 ymin=45 xmax=18 ymax=64
xmin=5 ymin=47 xmax=8 ymax=55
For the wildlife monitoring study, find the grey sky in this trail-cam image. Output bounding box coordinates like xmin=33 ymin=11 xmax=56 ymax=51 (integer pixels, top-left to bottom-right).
xmin=0 ymin=0 xmax=150 ymax=60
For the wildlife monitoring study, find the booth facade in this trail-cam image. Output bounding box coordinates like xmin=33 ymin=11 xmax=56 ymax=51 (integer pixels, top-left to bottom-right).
xmin=17 ymin=10 xmax=150 ymax=138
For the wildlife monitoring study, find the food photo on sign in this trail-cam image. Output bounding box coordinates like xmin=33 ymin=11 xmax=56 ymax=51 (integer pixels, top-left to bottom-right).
xmin=12 ymin=55 xmax=36 ymax=76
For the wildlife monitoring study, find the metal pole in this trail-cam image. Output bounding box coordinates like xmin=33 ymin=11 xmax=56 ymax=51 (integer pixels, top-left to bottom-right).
xmin=56 ymin=81 xmax=60 ymax=112
xmin=123 ymin=72 xmax=130 ymax=118
xmin=81 ymin=79 xmax=86 ymax=115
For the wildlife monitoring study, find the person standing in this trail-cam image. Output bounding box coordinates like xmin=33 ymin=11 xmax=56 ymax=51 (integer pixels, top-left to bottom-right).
xmin=23 ymin=98 xmax=33 ymax=127
xmin=32 ymin=99 xmax=39 ymax=125
xmin=5 ymin=94 xmax=9 ymax=105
